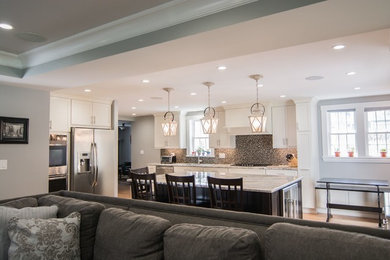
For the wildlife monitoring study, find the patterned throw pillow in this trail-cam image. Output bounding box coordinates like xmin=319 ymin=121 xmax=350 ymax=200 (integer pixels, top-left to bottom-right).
xmin=0 ymin=205 xmax=58 ymax=260
xmin=7 ymin=212 xmax=81 ymax=260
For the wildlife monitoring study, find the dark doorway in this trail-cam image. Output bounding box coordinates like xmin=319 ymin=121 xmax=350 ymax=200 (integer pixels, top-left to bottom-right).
xmin=118 ymin=121 xmax=131 ymax=181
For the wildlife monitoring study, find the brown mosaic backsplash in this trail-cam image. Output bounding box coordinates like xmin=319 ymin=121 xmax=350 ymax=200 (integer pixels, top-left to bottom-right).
xmin=161 ymin=135 xmax=297 ymax=165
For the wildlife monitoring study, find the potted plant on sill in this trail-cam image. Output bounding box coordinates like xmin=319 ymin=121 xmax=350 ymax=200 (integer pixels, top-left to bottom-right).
xmin=380 ymin=149 xmax=387 ymax=158
xmin=334 ymin=149 xmax=341 ymax=157
xmin=348 ymin=148 xmax=355 ymax=158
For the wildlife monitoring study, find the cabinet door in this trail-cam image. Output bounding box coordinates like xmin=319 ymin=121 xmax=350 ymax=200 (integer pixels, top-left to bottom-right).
xmin=285 ymin=106 xmax=297 ymax=147
xmin=71 ymin=100 xmax=93 ymax=126
xmin=296 ymin=102 xmax=311 ymax=131
xmin=93 ymin=102 xmax=111 ymax=128
xmin=50 ymin=97 xmax=70 ymax=132
xmin=272 ymin=106 xmax=287 ymax=148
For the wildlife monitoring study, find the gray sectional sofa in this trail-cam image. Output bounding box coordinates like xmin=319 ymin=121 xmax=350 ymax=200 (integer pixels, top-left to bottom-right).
xmin=1 ymin=190 xmax=390 ymax=260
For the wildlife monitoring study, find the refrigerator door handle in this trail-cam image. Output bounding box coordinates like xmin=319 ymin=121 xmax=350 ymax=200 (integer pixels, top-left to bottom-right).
xmin=93 ymin=142 xmax=98 ymax=188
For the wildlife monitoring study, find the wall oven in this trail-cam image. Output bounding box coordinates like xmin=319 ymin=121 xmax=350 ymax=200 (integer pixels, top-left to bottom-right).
xmin=49 ymin=134 xmax=68 ymax=191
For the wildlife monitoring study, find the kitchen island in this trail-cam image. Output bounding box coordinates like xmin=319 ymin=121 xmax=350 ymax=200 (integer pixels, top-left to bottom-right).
xmin=156 ymin=171 xmax=303 ymax=218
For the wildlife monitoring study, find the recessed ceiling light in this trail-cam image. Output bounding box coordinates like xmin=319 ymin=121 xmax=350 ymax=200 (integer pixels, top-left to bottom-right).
xmin=346 ymin=71 xmax=356 ymax=76
xmin=217 ymin=65 xmax=227 ymax=71
xmin=132 ymin=113 xmax=137 ymax=116
xmin=174 ymin=106 xmax=179 ymax=109
xmin=190 ymin=92 xmax=197 ymax=96
xmin=332 ymin=44 xmax=345 ymax=50
xmin=305 ymin=76 xmax=324 ymax=81
xmin=354 ymin=87 xmax=361 ymax=90
xmin=84 ymin=89 xmax=91 ymax=93
xmin=257 ymin=83 xmax=264 ymax=88
xmin=138 ymin=99 xmax=144 ymax=102
xmin=280 ymin=95 xmax=286 ymax=98
xmin=0 ymin=23 xmax=13 ymax=30
xmin=142 ymin=79 xmax=150 ymax=83
xmin=221 ymin=101 xmax=227 ymax=104
xmin=131 ymin=107 xmax=136 ymax=109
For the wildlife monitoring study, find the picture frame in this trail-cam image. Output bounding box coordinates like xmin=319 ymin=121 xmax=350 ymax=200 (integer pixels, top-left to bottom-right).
xmin=0 ymin=117 xmax=29 ymax=144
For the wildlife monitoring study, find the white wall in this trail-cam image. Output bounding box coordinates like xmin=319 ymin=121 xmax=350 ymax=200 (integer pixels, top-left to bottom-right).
xmin=131 ymin=116 xmax=160 ymax=169
xmin=0 ymin=85 xmax=50 ymax=199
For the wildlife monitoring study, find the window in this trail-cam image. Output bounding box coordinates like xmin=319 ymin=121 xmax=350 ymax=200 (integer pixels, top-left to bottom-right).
xmin=328 ymin=110 xmax=356 ymax=156
xmin=366 ymin=108 xmax=390 ymax=156
xmin=321 ymin=101 xmax=390 ymax=161
xmin=186 ymin=115 xmax=213 ymax=156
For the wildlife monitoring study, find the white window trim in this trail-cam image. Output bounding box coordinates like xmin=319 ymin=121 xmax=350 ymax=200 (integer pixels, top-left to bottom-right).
xmin=185 ymin=113 xmax=215 ymax=157
xmin=321 ymin=100 xmax=390 ymax=163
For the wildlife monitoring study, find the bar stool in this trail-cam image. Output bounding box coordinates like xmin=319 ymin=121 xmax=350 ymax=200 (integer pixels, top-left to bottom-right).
xmin=130 ymin=171 xmax=158 ymax=201
xmin=165 ymin=174 xmax=196 ymax=205
xmin=207 ymin=176 xmax=243 ymax=211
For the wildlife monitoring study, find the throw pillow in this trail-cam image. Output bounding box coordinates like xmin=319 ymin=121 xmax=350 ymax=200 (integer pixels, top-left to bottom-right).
xmin=164 ymin=223 xmax=261 ymax=260
xmin=94 ymin=208 xmax=172 ymax=260
xmin=8 ymin=212 xmax=81 ymax=260
xmin=0 ymin=205 xmax=58 ymax=260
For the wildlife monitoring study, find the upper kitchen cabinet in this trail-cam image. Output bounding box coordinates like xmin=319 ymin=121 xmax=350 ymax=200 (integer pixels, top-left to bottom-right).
xmin=71 ymin=99 xmax=112 ymax=128
xmin=271 ymin=104 xmax=297 ymax=148
xmin=154 ymin=112 xmax=186 ymax=148
xmin=50 ymin=97 xmax=70 ymax=132
xmin=209 ymin=111 xmax=236 ymax=148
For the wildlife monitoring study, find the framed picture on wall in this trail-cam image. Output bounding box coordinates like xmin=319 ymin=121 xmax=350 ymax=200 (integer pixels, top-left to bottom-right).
xmin=0 ymin=117 xmax=29 ymax=144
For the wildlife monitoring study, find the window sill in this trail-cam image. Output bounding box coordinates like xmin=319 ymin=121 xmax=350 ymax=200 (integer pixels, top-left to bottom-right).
xmin=323 ymin=156 xmax=390 ymax=163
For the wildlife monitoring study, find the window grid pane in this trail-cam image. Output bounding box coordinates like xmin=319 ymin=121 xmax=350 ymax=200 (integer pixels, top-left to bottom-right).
xmin=328 ymin=111 xmax=356 ymax=156
xmin=188 ymin=119 xmax=210 ymax=155
xmin=366 ymin=109 xmax=390 ymax=156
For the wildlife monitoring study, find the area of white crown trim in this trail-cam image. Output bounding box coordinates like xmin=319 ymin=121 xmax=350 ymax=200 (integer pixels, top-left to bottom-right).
xmin=0 ymin=0 xmax=255 ymax=70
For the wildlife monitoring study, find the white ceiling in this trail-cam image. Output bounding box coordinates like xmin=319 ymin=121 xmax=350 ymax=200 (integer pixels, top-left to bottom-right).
xmin=1 ymin=0 xmax=390 ymax=118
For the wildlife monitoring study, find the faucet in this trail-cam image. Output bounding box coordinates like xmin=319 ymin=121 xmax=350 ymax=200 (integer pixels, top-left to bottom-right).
xmin=197 ymin=155 xmax=203 ymax=164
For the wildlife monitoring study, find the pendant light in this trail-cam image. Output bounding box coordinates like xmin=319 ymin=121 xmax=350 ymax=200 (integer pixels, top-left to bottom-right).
xmin=248 ymin=74 xmax=267 ymax=133
xmin=201 ymin=82 xmax=219 ymax=134
xmin=161 ymin=88 xmax=177 ymax=136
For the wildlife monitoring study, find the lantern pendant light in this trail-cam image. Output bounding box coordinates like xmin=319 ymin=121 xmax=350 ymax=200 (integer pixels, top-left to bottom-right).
xmin=201 ymin=82 xmax=218 ymax=134
xmin=161 ymin=88 xmax=177 ymax=136
xmin=248 ymin=74 xmax=267 ymax=133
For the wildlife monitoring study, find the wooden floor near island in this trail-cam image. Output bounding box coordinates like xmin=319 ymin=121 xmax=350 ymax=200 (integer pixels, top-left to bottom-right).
xmin=118 ymin=182 xmax=379 ymax=229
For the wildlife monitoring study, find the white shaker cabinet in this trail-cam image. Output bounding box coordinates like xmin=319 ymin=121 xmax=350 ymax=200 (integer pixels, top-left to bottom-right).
xmin=50 ymin=97 xmax=70 ymax=132
xmin=271 ymin=105 xmax=296 ymax=148
xmin=209 ymin=111 xmax=236 ymax=148
xmin=71 ymin=100 xmax=111 ymax=128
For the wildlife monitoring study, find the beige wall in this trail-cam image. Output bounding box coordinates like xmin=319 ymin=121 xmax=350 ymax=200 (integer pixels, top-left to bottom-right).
xmin=131 ymin=116 xmax=160 ymax=169
xmin=0 ymin=85 xmax=50 ymax=199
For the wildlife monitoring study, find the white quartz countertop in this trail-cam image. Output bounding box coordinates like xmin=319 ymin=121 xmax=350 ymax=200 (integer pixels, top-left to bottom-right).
xmin=156 ymin=171 xmax=302 ymax=193
xmin=149 ymin=163 xmax=298 ymax=171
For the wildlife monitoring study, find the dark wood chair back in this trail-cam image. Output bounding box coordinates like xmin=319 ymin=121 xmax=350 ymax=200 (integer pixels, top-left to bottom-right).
xmin=165 ymin=174 xmax=196 ymax=205
xmin=130 ymin=171 xmax=157 ymax=201
xmin=207 ymin=176 xmax=243 ymax=211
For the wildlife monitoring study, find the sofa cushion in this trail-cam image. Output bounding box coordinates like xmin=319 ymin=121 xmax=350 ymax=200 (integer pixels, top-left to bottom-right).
xmin=38 ymin=195 xmax=105 ymax=260
xmin=265 ymin=223 xmax=390 ymax=260
xmin=94 ymin=208 xmax=171 ymax=260
xmin=164 ymin=223 xmax=261 ymax=260
xmin=0 ymin=198 xmax=38 ymax=209
xmin=0 ymin=205 xmax=58 ymax=260
xmin=8 ymin=212 xmax=81 ymax=260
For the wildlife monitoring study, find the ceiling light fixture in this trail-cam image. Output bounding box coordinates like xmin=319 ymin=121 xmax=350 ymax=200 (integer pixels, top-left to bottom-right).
xmin=84 ymin=89 xmax=91 ymax=93
xmin=332 ymin=44 xmax=345 ymax=50
xmin=132 ymin=113 xmax=137 ymax=116
xmin=354 ymin=87 xmax=361 ymax=90
xmin=280 ymin=95 xmax=287 ymax=98
xmin=131 ymin=107 xmax=136 ymax=109
xmin=248 ymin=74 xmax=267 ymax=133
xmin=221 ymin=101 xmax=227 ymax=104
xmin=201 ymin=82 xmax=218 ymax=134
xmin=346 ymin=71 xmax=356 ymax=76
xmin=162 ymin=88 xmax=177 ymax=136
xmin=190 ymin=92 xmax=197 ymax=96
xmin=142 ymin=79 xmax=150 ymax=83
xmin=0 ymin=23 xmax=13 ymax=30
xmin=138 ymin=99 xmax=144 ymax=102
xmin=217 ymin=65 xmax=227 ymax=71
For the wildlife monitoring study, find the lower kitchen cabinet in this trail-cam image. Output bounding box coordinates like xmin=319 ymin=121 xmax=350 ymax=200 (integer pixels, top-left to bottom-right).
xmin=266 ymin=169 xmax=298 ymax=177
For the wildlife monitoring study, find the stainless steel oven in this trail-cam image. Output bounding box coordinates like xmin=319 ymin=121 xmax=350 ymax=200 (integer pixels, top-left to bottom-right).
xmin=49 ymin=134 xmax=68 ymax=178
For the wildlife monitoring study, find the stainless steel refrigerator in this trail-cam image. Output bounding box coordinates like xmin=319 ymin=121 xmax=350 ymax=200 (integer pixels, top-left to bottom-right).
xmin=70 ymin=127 xmax=116 ymax=196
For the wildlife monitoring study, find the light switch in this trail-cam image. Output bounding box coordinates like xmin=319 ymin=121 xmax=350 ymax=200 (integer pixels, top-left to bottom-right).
xmin=0 ymin=160 xmax=7 ymax=170
xmin=219 ymin=153 xmax=226 ymax=159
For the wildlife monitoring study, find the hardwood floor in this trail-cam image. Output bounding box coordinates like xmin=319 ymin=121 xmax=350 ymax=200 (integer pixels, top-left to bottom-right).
xmin=117 ymin=182 xmax=380 ymax=228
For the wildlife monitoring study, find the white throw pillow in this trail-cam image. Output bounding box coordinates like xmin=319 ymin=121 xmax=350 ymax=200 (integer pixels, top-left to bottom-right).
xmin=0 ymin=205 xmax=58 ymax=260
xmin=8 ymin=211 xmax=81 ymax=260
